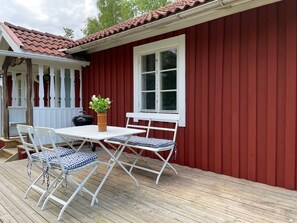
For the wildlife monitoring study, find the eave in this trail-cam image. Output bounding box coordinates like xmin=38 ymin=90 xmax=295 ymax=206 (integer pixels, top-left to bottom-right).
xmin=67 ymin=0 xmax=281 ymax=54
xmin=0 ymin=49 xmax=90 ymax=68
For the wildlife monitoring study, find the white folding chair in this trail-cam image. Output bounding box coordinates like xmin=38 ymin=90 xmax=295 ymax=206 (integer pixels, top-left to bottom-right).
xmin=34 ymin=126 xmax=100 ymax=221
xmin=106 ymin=112 xmax=180 ymax=184
xmin=17 ymin=124 xmax=76 ymax=207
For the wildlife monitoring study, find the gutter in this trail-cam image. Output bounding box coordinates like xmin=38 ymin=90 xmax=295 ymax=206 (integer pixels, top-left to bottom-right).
xmin=67 ymin=0 xmax=280 ymax=54
xmin=67 ymin=0 xmax=221 ymax=54
xmin=0 ymin=49 xmax=90 ymax=67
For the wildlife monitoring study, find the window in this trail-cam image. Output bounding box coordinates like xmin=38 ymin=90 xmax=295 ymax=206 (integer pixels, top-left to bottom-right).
xmin=133 ymin=35 xmax=186 ymax=126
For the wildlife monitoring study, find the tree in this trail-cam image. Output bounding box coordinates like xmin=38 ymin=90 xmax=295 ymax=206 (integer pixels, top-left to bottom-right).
xmin=82 ymin=18 xmax=101 ymax=36
xmin=83 ymin=0 xmax=174 ymax=36
xmin=133 ymin=0 xmax=172 ymax=14
xmin=82 ymin=0 xmax=134 ymax=36
xmin=63 ymin=27 xmax=74 ymax=39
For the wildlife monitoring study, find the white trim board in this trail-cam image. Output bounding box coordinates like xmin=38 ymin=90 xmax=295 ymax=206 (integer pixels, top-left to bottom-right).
xmin=133 ymin=35 xmax=186 ymax=127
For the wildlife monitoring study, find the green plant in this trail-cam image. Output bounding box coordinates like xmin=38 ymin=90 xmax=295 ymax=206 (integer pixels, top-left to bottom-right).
xmin=89 ymin=95 xmax=111 ymax=113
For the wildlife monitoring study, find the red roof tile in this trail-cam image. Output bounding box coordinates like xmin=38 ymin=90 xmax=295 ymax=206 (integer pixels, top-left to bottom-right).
xmin=2 ymin=0 xmax=212 ymax=54
xmin=3 ymin=22 xmax=75 ymax=57
xmin=69 ymin=0 xmax=212 ymax=48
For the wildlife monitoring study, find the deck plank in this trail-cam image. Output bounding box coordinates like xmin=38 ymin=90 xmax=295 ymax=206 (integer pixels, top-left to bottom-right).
xmin=0 ymin=150 xmax=296 ymax=223
xmin=0 ymin=201 xmax=18 ymax=223
xmin=3 ymin=162 xmax=115 ymax=223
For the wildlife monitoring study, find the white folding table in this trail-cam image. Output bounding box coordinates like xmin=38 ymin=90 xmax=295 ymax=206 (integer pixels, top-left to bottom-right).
xmin=55 ymin=125 xmax=145 ymax=206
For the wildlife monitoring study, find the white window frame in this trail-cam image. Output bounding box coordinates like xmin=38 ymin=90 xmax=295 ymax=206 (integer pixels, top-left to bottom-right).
xmin=133 ymin=34 xmax=186 ymax=127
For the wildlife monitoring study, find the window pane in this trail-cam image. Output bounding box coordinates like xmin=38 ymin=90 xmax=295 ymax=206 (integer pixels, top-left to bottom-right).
xmin=160 ymin=49 xmax=177 ymax=70
xmin=161 ymin=92 xmax=176 ymax=110
xmin=142 ymin=54 xmax=155 ymax=72
xmin=142 ymin=73 xmax=155 ymax=91
xmin=161 ymin=71 xmax=176 ymax=90
xmin=142 ymin=92 xmax=155 ymax=110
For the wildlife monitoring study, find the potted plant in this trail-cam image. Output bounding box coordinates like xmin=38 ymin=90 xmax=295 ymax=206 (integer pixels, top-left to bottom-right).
xmin=89 ymin=95 xmax=111 ymax=132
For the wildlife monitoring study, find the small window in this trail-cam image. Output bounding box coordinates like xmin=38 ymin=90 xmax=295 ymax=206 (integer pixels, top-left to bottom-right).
xmin=134 ymin=35 xmax=186 ymax=126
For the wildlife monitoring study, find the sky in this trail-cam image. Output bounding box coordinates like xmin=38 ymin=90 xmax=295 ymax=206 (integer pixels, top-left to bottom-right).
xmin=0 ymin=0 xmax=98 ymax=39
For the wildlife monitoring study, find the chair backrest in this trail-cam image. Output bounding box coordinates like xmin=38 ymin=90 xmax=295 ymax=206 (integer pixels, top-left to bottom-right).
xmin=17 ymin=124 xmax=42 ymax=163
xmin=34 ymin=126 xmax=65 ymax=171
xmin=125 ymin=113 xmax=180 ymax=141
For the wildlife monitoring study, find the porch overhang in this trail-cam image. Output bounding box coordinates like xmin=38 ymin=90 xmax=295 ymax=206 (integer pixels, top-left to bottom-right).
xmin=67 ymin=0 xmax=281 ymax=54
xmin=0 ymin=49 xmax=90 ymax=69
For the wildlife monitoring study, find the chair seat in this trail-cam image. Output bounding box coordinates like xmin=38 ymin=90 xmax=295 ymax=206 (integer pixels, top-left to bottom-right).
xmin=108 ymin=136 xmax=175 ymax=148
xmin=31 ymin=147 xmax=76 ymax=162
xmin=50 ymin=152 xmax=98 ymax=171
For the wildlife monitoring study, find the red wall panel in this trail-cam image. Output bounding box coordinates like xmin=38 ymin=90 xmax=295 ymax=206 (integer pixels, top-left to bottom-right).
xmin=82 ymin=0 xmax=297 ymax=190
xmin=266 ymin=2 xmax=278 ymax=187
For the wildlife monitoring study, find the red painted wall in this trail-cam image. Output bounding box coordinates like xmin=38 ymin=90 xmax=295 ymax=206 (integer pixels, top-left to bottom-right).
xmin=82 ymin=0 xmax=297 ymax=190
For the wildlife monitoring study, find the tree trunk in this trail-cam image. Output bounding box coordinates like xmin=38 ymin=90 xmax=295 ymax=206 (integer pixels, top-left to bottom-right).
xmin=26 ymin=59 xmax=33 ymax=126
xmin=3 ymin=67 xmax=9 ymax=139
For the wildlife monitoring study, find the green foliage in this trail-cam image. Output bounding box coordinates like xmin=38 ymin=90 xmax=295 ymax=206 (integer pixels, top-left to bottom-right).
xmin=83 ymin=0 xmax=134 ymax=36
xmin=63 ymin=27 xmax=74 ymax=39
xmin=83 ymin=0 xmax=174 ymax=36
xmin=89 ymin=95 xmax=112 ymax=113
xmin=133 ymin=0 xmax=172 ymax=14
xmin=82 ymin=17 xmax=101 ymax=36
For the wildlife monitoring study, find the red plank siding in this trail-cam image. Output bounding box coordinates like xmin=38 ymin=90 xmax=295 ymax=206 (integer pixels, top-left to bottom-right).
xmin=266 ymin=3 xmax=278 ymax=186
xmin=276 ymin=0 xmax=287 ymax=189
xmin=201 ymin=23 xmax=209 ymax=171
xmin=239 ymin=14 xmax=248 ymax=179
xmin=231 ymin=14 xmax=240 ymax=178
xmin=214 ymin=18 xmax=224 ymax=174
xmin=284 ymin=0 xmax=297 ymax=190
xmin=186 ymin=26 xmax=196 ymax=168
xmin=82 ymin=0 xmax=297 ymax=190
xmin=208 ymin=21 xmax=217 ymax=172
xmin=194 ymin=25 xmax=202 ymax=168
xmin=222 ymin=17 xmax=232 ymax=176
xmin=246 ymin=9 xmax=258 ymax=182
xmin=257 ymin=6 xmax=268 ymax=184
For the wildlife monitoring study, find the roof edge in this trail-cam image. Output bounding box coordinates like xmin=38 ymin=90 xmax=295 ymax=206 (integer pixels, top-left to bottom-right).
xmin=0 ymin=22 xmax=24 ymax=47
xmin=0 ymin=49 xmax=90 ymax=68
xmin=67 ymin=0 xmax=281 ymax=54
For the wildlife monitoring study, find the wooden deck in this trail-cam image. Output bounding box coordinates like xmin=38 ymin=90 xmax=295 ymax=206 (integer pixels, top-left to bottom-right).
xmin=0 ymin=149 xmax=297 ymax=223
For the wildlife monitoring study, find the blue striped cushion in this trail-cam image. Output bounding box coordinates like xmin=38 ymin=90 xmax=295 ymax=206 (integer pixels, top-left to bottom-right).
xmin=49 ymin=152 xmax=98 ymax=171
xmin=31 ymin=147 xmax=76 ymax=162
xmin=109 ymin=136 xmax=175 ymax=148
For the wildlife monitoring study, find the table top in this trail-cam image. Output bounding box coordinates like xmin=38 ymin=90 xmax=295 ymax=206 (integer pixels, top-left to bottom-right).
xmin=55 ymin=125 xmax=145 ymax=141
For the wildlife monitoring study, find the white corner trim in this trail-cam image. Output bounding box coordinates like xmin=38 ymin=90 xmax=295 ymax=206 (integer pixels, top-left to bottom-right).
xmin=178 ymin=35 xmax=186 ymax=127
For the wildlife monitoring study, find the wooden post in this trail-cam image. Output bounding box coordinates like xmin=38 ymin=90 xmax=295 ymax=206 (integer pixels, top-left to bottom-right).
xmin=79 ymin=69 xmax=82 ymax=108
xmin=55 ymin=69 xmax=60 ymax=107
xmin=2 ymin=56 xmax=25 ymax=139
xmin=11 ymin=72 xmax=17 ymax=106
xmin=38 ymin=65 xmax=44 ymax=107
xmin=70 ymin=69 xmax=75 ymax=108
xmin=60 ymin=68 xmax=66 ymax=108
xmin=3 ymin=66 xmax=9 ymax=139
xmin=49 ymin=66 xmax=55 ymax=108
xmin=21 ymin=73 xmax=26 ymax=106
xmin=26 ymin=59 xmax=33 ymax=126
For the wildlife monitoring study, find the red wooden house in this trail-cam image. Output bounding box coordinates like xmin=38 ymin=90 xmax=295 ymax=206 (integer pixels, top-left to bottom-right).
xmin=1 ymin=0 xmax=297 ymax=190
